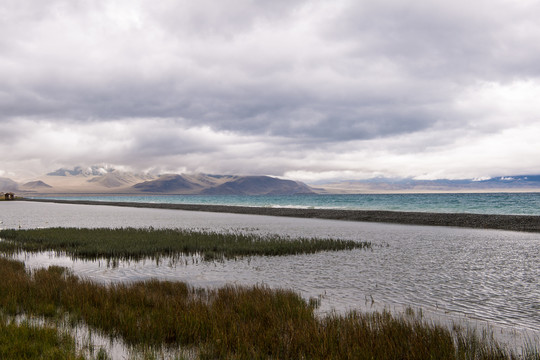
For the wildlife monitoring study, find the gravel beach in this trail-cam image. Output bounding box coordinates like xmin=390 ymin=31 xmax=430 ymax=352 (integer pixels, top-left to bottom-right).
xmin=25 ymin=198 xmax=540 ymax=233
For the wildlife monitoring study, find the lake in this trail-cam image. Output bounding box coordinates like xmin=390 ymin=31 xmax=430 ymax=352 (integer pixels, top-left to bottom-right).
xmin=31 ymin=192 xmax=540 ymax=215
xmin=1 ymin=200 xmax=539 ymax=349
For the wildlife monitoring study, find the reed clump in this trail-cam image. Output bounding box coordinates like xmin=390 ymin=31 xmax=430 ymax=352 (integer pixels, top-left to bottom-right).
xmin=0 ymin=257 xmax=538 ymax=360
xmin=0 ymin=227 xmax=370 ymax=262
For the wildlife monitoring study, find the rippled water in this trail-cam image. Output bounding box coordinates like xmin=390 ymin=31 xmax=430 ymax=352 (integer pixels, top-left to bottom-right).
xmin=1 ymin=201 xmax=539 ymax=348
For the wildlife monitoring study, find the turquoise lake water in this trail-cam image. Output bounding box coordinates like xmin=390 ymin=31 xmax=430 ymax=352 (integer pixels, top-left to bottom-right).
xmin=32 ymin=192 xmax=540 ymax=215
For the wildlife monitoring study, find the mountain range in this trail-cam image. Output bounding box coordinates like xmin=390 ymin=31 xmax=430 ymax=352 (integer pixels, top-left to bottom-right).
xmin=2 ymin=166 xmax=540 ymax=195
xmin=1 ymin=166 xmax=314 ymax=195
xmin=314 ymin=175 xmax=540 ymax=193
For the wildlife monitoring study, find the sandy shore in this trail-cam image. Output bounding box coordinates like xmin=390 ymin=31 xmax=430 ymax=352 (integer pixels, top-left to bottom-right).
xmin=24 ymin=198 xmax=540 ymax=233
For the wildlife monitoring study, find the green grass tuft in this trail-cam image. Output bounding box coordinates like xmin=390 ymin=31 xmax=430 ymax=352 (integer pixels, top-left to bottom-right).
xmin=0 ymin=315 xmax=84 ymax=360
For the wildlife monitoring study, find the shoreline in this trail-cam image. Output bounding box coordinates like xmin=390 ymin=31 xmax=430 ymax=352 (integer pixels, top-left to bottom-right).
xmin=24 ymin=198 xmax=540 ymax=233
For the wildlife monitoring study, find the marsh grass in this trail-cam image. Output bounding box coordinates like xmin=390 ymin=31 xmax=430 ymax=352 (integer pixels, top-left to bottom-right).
xmin=0 ymin=314 xmax=85 ymax=360
xmin=0 ymin=257 xmax=538 ymax=360
xmin=0 ymin=227 xmax=370 ymax=262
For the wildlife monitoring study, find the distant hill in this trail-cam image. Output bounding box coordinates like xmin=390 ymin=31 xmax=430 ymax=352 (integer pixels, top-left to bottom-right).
xmin=314 ymin=175 xmax=540 ymax=193
xmin=201 ymin=176 xmax=314 ymax=195
xmin=132 ymin=174 xmax=314 ymax=195
xmin=133 ymin=174 xmax=204 ymax=193
xmin=87 ymin=172 xmax=155 ymax=188
xmin=0 ymin=177 xmax=19 ymax=192
xmin=30 ymin=166 xmax=158 ymax=193
xmin=21 ymin=180 xmax=52 ymax=190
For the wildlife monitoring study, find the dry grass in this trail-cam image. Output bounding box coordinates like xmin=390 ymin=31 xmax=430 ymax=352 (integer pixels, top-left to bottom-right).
xmin=0 ymin=256 xmax=538 ymax=359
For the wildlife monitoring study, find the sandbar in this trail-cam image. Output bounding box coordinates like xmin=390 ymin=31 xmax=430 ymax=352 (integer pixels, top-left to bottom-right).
xmin=24 ymin=198 xmax=540 ymax=233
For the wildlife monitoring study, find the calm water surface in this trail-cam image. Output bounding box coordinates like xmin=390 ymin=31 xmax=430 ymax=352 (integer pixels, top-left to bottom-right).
xmin=1 ymin=201 xmax=539 ymax=347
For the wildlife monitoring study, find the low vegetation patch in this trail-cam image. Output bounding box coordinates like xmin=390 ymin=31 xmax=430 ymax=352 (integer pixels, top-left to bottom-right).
xmin=0 ymin=257 xmax=537 ymax=359
xmin=0 ymin=315 xmax=84 ymax=360
xmin=0 ymin=227 xmax=370 ymax=261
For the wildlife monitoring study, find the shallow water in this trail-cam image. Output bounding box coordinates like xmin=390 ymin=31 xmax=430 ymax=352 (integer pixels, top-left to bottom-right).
xmin=1 ymin=201 xmax=539 ymax=348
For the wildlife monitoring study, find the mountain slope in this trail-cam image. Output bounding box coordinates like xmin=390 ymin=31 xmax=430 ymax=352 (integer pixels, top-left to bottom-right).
xmin=21 ymin=180 xmax=52 ymax=190
xmin=0 ymin=177 xmax=19 ymax=192
xmin=29 ymin=166 xmax=158 ymax=193
xmin=87 ymin=172 xmax=155 ymax=189
xmin=201 ymin=176 xmax=314 ymax=195
xmin=132 ymin=174 xmax=204 ymax=193
xmin=131 ymin=174 xmax=314 ymax=195
xmin=314 ymin=175 xmax=540 ymax=193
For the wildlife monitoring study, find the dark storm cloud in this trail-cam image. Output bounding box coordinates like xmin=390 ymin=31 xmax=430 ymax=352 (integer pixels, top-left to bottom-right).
xmin=330 ymin=1 xmax=540 ymax=77
xmin=1 ymin=0 xmax=451 ymax=140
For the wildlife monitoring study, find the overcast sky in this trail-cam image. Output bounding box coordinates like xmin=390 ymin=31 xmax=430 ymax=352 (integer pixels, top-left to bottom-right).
xmin=1 ymin=0 xmax=540 ymax=182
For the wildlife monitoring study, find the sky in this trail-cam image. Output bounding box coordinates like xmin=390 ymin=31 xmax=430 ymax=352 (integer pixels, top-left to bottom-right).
xmin=1 ymin=0 xmax=540 ymax=183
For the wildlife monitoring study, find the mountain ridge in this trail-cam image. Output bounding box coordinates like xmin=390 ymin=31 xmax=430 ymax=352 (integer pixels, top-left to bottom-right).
xmin=201 ymin=176 xmax=314 ymax=195
xmin=0 ymin=177 xmax=19 ymax=192
xmin=5 ymin=167 xmax=315 ymax=196
xmin=21 ymin=180 xmax=53 ymax=190
xmin=315 ymin=175 xmax=540 ymax=193
xmin=4 ymin=167 xmax=540 ymax=195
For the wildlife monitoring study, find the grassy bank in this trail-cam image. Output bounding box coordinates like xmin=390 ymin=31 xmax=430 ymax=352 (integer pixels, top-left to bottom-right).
xmin=0 ymin=257 xmax=537 ymax=360
xmin=0 ymin=227 xmax=370 ymax=262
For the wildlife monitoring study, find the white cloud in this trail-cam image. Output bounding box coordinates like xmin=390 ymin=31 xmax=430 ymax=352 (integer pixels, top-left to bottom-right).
xmin=1 ymin=0 xmax=540 ymax=182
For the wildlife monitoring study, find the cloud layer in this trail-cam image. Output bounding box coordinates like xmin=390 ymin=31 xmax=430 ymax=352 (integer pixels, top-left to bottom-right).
xmin=1 ymin=0 xmax=540 ymax=182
